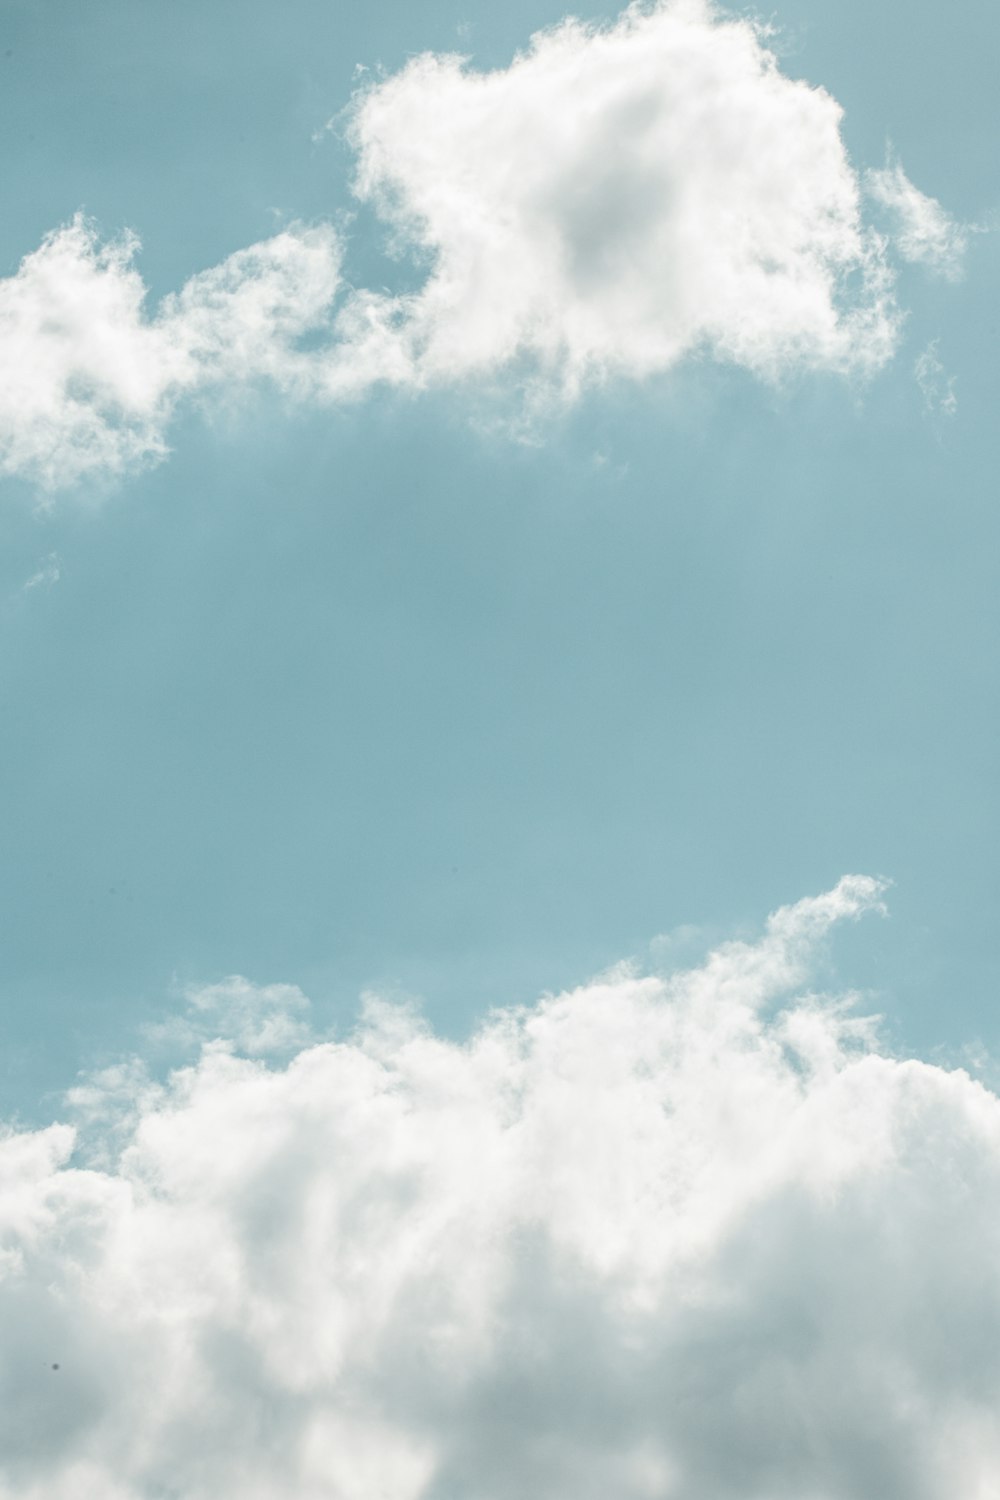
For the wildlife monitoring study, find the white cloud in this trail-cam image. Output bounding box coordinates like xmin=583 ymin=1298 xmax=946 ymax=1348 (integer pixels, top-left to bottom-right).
xmin=0 ymin=2 xmax=969 ymax=494
xmin=0 ymin=214 xmax=343 ymax=493
xmin=342 ymin=0 xmax=900 ymax=398
xmin=5 ymin=876 xmax=1000 ymax=1497
xmin=866 ymin=160 xmax=969 ymax=279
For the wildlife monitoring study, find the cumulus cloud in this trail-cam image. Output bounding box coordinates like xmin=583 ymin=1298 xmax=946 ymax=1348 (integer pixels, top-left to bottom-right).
xmin=866 ymin=159 xmax=968 ymax=279
xmin=0 ymin=214 xmax=343 ymax=492
xmin=4 ymin=875 xmax=1000 ymax=1498
xmin=0 ymin=2 xmax=969 ymax=493
xmin=343 ymin=0 xmax=899 ymax=398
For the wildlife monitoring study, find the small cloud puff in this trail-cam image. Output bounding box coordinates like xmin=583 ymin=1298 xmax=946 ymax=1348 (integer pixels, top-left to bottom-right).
xmin=4 ymin=876 xmax=1000 ymax=1498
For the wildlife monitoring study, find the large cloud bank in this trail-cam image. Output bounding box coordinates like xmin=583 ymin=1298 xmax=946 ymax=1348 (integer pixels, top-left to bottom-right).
xmin=4 ymin=876 xmax=1000 ymax=1498
xmin=0 ymin=0 xmax=967 ymax=492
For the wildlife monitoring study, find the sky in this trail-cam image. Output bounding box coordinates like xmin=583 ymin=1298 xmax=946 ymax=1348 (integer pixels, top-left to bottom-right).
xmin=0 ymin=1 xmax=999 ymax=1495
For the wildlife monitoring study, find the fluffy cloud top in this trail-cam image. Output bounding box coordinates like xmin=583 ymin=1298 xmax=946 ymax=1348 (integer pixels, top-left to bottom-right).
xmin=345 ymin=0 xmax=899 ymax=395
xmin=0 ymin=1 xmax=969 ymax=492
xmin=4 ymin=876 xmax=1000 ymax=1498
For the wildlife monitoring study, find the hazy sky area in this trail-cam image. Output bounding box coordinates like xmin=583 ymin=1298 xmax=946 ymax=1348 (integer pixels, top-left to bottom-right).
xmin=0 ymin=1 xmax=999 ymax=1495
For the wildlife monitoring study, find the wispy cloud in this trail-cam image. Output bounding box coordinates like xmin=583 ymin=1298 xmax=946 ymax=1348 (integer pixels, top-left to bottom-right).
xmin=5 ymin=877 xmax=1000 ymax=1497
xmin=866 ymin=158 xmax=969 ymax=280
xmin=21 ymin=552 xmax=61 ymax=591
xmin=342 ymin=1 xmax=899 ymax=396
xmin=144 ymin=975 xmax=315 ymax=1058
xmin=915 ymin=338 xmax=958 ymax=416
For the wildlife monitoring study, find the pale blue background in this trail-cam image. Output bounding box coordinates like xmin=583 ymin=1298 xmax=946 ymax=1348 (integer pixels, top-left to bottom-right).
xmin=1 ymin=0 xmax=997 ymax=1116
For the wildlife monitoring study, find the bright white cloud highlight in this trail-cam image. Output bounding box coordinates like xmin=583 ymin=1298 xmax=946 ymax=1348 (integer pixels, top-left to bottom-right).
xmin=344 ymin=0 xmax=899 ymax=397
xmin=4 ymin=876 xmax=1000 ymax=1498
xmin=0 ymin=214 xmax=342 ymax=492
xmin=866 ymin=160 xmax=968 ymax=279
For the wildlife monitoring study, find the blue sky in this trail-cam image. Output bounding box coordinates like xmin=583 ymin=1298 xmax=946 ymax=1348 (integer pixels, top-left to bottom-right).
xmin=1 ymin=2 xmax=999 ymax=1493
xmin=1 ymin=0 xmax=997 ymax=1111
